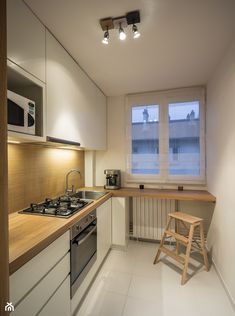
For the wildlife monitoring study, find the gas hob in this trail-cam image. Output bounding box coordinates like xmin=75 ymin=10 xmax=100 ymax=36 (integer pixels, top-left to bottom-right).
xmin=19 ymin=194 xmax=92 ymax=218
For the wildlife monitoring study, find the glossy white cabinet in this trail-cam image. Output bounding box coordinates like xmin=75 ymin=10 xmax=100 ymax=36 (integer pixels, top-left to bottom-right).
xmin=46 ymin=31 xmax=107 ymax=149
xmin=71 ymin=199 xmax=111 ymax=315
xmin=112 ymin=197 xmax=129 ymax=248
xmin=10 ymin=231 xmax=70 ymax=316
xmin=38 ymin=276 xmax=70 ymax=316
xmin=7 ymin=0 xmax=46 ymax=82
xmin=97 ymin=198 xmax=112 ymax=262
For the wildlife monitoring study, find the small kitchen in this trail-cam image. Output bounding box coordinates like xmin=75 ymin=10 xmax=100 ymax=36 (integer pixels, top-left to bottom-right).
xmin=1 ymin=1 xmax=235 ymax=316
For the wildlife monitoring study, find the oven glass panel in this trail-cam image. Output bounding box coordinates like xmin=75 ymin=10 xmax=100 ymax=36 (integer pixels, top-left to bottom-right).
xmin=70 ymin=221 xmax=97 ymax=285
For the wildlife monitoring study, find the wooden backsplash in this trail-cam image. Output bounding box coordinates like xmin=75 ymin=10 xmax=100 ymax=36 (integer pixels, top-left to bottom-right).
xmin=8 ymin=144 xmax=85 ymax=213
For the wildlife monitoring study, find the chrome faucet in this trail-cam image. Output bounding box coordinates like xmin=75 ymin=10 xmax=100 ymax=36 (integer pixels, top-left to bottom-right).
xmin=65 ymin=169 xmax=81 ymax=195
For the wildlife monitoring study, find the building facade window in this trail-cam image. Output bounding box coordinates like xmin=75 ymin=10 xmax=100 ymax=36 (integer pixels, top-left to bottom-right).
xmin=126 ymin=87 xmax=205 ymax=184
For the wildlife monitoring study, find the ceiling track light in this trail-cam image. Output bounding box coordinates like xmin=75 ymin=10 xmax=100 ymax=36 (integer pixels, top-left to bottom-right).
xmin=132 ymin=24 xmax=140 ymax=39
xmin=100 ymin=10 xmax=141 ymax=45
xmin=102 ymin=26 xmax=109 ymax=45
xmin=119 ymin=23 xmax=126 ymax=41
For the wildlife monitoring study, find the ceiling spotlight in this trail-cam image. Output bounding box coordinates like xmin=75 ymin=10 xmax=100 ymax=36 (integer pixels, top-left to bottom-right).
xmin=102 ymin=28 xmax=109 ymax=45
xmin=132 ymin=24 xmax=140 ymax=39
xmin=119 ymin=23 xmax=126 ymax=41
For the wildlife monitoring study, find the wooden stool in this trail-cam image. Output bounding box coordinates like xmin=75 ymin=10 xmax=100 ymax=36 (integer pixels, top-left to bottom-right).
xmin=153 ymin=212 xmax=209 ymax=285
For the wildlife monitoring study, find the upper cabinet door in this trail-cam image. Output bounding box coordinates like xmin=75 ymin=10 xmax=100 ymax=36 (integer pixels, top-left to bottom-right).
xmin=46 ymin=31 xmax=107 ymax=149
xmin=7 ymin=0 xmax=46 ymax=82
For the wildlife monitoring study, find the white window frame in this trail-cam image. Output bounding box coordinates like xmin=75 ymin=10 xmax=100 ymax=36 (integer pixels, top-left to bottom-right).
xmin=125 ymin=86 xmax=206 ymax=185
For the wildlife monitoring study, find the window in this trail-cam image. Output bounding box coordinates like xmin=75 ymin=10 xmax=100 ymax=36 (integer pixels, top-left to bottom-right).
xmin=131 ymin=105 xmax=159 ymax=174
xmin=126 ymin=87 xmax=205 ymax=184
xmin=169 ymin=101 xmax=200 ymax=175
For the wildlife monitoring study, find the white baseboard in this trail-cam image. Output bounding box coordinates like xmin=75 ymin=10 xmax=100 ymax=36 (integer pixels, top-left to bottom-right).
xmin=212 ymin=258 xmax=235 ymax=312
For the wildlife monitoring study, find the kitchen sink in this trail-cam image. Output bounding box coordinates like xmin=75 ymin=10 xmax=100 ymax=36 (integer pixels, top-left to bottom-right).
xmin=74 ymin=190 xmax=108 ymax=200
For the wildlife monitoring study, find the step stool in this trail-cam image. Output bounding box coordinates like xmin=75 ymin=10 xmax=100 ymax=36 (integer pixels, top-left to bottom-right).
xmin=153 ymin=211 xmax=209 ymax=285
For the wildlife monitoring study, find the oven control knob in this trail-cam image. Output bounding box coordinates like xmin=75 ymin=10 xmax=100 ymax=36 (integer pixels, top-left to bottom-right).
xmin=89 ymin=214 xmax=94 ymax=220
xmin=76 ymin=225 xmax=81 ymax=230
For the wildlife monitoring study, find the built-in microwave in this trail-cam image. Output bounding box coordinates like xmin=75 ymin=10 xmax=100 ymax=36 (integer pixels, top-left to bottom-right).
xmin=7 ymin=90 xmax=36 ymax=135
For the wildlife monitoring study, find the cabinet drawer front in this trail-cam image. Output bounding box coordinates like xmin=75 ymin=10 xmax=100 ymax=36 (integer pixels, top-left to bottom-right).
xmin=10 ymin=231 xmax=70 ymax=306
xmin=38 ymin=276 xmax=70 ymax=316
xmin=13 ymin=252 xmax=70 ymax=316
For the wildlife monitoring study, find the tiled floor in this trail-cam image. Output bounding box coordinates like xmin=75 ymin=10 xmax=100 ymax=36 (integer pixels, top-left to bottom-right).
xmin=77 ymin=240 xmax=235 ymax=316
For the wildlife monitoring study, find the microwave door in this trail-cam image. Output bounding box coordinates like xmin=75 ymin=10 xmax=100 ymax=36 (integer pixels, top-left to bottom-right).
xmin=7 ymin=99 xmax=25 ymax=133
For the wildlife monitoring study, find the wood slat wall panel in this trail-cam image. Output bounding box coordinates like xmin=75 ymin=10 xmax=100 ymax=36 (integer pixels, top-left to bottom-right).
xmin=0 ymin=0 xmax=9 ymax=314
xmin=8 ymin=144 xmax=84 ymax=213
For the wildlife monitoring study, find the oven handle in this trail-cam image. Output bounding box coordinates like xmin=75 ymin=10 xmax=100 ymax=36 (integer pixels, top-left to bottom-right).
xmin=74 ymin=225 xmax=97 ymax=246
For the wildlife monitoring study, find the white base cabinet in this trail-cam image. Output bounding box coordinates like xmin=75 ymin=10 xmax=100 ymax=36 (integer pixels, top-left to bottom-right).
xmin=71 ymin=199 xmax=111 ymax=315
xmin=97 ymin=198 xmax=112 ymax=263
xmin=112 ymin=197 xmax=129 ymax=248
xmin=10 ymin=231 xmax=70 ymax=316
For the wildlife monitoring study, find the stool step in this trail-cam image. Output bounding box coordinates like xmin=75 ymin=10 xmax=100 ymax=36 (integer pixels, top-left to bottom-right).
xmin=160 ymin=246 xmax=185 ymax=264
xmin=169 ymin=212 xmax=202 ymax=224
xmin=165 ymin=230 xmax=189 ymax=244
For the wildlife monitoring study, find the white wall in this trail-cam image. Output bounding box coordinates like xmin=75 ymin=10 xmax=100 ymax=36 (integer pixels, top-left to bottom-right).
xmin=95 ymin=96 xmax=126 ymax=187
xmin=207 ymin=39 xmax=235 ymax=306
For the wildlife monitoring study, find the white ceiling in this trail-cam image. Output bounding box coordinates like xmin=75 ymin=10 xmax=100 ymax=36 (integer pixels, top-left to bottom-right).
xmin=25 ymin=0 xmax=235 ymax=96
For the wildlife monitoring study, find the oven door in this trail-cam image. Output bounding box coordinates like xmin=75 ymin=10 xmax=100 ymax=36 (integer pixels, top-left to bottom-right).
xmin=70 ymin=219 xmax=97 ymax=297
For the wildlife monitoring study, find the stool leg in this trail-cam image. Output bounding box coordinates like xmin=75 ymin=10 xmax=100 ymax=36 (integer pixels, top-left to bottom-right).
xmin=154 ymin=217 xmax=172 ymax=264
xmin=176 ymin=220 xmax=180 ymax=255
xmin=181 ymin=224 xmax=194 ymax=285
xmin=199 ymin=222 xmax=209 ymax=271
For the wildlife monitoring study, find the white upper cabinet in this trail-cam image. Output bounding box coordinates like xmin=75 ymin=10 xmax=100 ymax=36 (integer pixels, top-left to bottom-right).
xmin=7 ymin=0 xmax=46 ymax=82
xmin=46 ymin=31 xmax=107 ymax=149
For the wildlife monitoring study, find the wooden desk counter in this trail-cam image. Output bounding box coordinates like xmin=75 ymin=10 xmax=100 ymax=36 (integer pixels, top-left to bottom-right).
xmin=110 ymin=188 xmax=216 ymax=202
xmin=84 ymin=187 xmax=216 ymax=203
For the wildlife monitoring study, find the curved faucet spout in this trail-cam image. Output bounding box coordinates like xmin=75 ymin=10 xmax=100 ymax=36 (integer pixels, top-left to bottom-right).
xmin=65 ymin=169 xmax=81 ymax=194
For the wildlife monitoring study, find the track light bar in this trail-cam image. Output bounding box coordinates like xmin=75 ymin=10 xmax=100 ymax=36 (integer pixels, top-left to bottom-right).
xmin=100 ymin=10 xmax=141 ymax=44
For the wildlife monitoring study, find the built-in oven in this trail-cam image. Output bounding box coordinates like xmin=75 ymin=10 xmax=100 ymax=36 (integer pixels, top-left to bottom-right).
xmin=70 ymin=209 xmax=97 ymax=298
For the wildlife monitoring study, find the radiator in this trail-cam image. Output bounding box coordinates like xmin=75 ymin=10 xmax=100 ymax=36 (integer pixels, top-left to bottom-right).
xmin=132 ymin=197 xmax=176 ymax=240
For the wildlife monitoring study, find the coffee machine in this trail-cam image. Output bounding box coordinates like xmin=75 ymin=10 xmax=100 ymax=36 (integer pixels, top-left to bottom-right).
xmin=104 ymin=170 xmax=121 ymax=190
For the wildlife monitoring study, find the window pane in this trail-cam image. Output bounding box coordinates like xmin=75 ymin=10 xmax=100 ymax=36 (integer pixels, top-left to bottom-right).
xmin=131 ymin=105 xmax=159 ymax=174
xmin=169 ymin=101 xmax=200 ymax=175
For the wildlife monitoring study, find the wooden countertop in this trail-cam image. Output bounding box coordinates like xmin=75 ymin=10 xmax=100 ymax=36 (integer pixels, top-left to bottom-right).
xmin=9 ymin=187 xmax=215 ymax=275
xmin=9 ymin=192 xmax=112 ymax=275
xmin=110 ymin=187 xmax=216 ymax=202
xmin=85 ymin=187 xmax=216 ymax=202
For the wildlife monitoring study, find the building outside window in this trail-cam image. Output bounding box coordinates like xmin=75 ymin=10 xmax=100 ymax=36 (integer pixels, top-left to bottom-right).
xmin=126 ymin=87 xmax=205 ymax=184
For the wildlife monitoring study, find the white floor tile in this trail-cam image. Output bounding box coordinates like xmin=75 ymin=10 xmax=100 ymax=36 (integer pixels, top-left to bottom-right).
xmin=100 ymin=270 xmax=132 ymax=295
xmin=77 ymin=241 xmax=235 ymax=316
xmin=128 ymin=275 xmax=163 ymax=302
xmin=123 ymin=296 xmax=162 ymax=316
xmin=81 ymin=291 xmax=126 ymax=316
xmin=102 ymin=251 xmax=136 ymax=274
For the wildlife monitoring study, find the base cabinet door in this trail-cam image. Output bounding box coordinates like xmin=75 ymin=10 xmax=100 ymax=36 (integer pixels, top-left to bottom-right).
xmin=112 ymin=197 xmax=129 ymax=247
xmin=97 ymin=199 xmax=112 ymax=263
